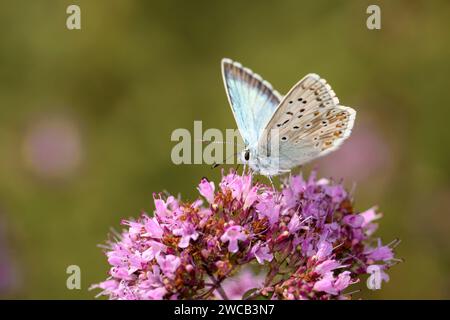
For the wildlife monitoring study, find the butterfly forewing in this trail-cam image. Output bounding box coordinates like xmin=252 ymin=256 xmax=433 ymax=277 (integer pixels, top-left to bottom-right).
xmin=222 ymin=58 xmax=282 ymax=146
xmin=258 ymin=74 xmax=356 ymax=171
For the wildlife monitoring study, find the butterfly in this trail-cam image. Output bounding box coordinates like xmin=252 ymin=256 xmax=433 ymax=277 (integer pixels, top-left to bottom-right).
xmin=221 ymin=58 xmax=356 ymax=177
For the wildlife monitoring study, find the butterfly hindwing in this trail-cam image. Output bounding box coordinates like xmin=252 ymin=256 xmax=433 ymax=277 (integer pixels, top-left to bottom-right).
xmin=258 ymin=74 xmax=356 ymax=171
xmin=221 ymin=58 xmax=282 ymax=146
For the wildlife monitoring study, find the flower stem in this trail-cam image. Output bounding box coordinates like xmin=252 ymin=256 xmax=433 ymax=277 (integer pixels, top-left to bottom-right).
xmin=207 ymin=274 xmax=229 ymax=300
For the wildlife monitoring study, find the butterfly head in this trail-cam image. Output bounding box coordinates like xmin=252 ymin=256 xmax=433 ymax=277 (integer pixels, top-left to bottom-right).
xmin=242 ymin=149 xmax=250 ymax=162
xmin=240 ymin=147 xmax=268 ymax=174
xmin=239 ymin=148 xmax=252 ymax=167
xmin=240 ymin=145 xmax=288 ymax=176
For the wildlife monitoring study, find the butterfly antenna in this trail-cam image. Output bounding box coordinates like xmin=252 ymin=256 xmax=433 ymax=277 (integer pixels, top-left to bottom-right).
xmin=211 ymin=151 xmax=239 ymax=169
xmin=195 ymin=139 xmax=245 ymax=149
xmin=194 ymin=139 xmax=243 ymax=170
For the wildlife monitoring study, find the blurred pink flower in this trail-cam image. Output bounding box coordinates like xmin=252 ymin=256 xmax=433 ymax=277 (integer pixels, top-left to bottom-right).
xmin=22 ymin=115 xmax=82 ymax=179
xmin=217 ymin=269 xmax=264 ymax=300
xmin=317 ymin=122 xmax=391 ymax=181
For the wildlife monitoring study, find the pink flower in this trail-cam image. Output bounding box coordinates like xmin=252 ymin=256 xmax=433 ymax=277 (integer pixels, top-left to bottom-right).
xmin=145 ymin=287 xmax=167 ymax=300
xmin=343 ymin=215 xmax=364 ymax=228
xmin=173 ymin=223 xmax=199 ymax=248
xmin=325 ymin=185 xmax=347 ymax=203
xmin=144 ymin=217 xmax=164 ymax=239
xmin=156 ymin=254 xmax=180 ymax=278
xmin=313 ymin=271 xmax=353 ymax=295
xmin=141 ymin=241 xmax=166 ymax=261
xmin=365 ymin=239 xmax=394 ymax=261
xmin=314 ymin=240 xmax=333 ymax=262
xmin=251 ymin=242 xmax=273 ymax=264
xmin=154 ymin=198 xmax=170 ymax=218
xmin=288 ymin=214 xmax=301 ymax=233
xmin=313 ymin=272 xmax=337 ymax=295
xmin=256 ymin=194 xmax=280 ymax=226
xmin=315 ymin=259 xmax=342 ymax=275
xmin=243 ymin=186 xmax=258 ymax=210
xmin=220 ymin=225 xmax=247 ymax=253
xmin=360 ymin=207 xmax=382 ymax=227
xmin=334 ymin=271 xmax=352 ymax=291
xmin=198 ymin=178 xmax=215 ymax=203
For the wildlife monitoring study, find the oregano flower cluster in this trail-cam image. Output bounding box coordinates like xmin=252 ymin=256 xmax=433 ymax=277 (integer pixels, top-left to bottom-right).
xmin=92 ymin=170 xmax=398 ymax=300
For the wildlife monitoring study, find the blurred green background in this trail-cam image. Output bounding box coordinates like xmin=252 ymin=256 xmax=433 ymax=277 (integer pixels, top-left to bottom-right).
xmin=0 ymin=0 xmax=449 ymax=299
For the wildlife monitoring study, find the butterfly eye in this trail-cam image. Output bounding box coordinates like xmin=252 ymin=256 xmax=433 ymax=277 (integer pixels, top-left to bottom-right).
xmin=244 ymin=150 xmax=250 ymax=161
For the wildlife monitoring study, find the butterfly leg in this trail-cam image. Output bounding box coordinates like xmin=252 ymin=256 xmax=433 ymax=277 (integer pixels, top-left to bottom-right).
xmin=267 ymin=175 xmax=275 ymax=191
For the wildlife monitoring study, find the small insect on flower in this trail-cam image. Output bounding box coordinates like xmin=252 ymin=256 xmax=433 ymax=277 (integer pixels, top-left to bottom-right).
xmin=91 ymin=170 xmax=399 ymax=300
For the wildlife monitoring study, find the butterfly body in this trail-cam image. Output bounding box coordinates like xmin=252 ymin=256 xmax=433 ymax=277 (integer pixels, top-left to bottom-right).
xmin=222 ymin=58 xmax=356 ymax=176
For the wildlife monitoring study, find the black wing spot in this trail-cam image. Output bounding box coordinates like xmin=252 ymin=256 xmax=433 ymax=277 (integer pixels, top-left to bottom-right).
xmin=281 ymin=136 xmax=287 ymax=141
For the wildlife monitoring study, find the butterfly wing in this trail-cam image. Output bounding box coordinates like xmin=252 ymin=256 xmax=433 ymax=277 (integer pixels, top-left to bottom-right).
xmin=257 ymin=73 xmax=356 ymax=172
xmin=222 ymin=58 xmax=282 ymax=147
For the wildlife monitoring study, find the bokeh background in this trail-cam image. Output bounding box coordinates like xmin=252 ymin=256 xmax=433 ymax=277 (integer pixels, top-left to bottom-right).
xmin=0 ymin=0 xmax=449 ymax=299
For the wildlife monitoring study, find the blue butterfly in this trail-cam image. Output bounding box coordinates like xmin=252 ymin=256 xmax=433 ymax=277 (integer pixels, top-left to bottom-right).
xmin=222 ymin=58 xmax=356 ymax=176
